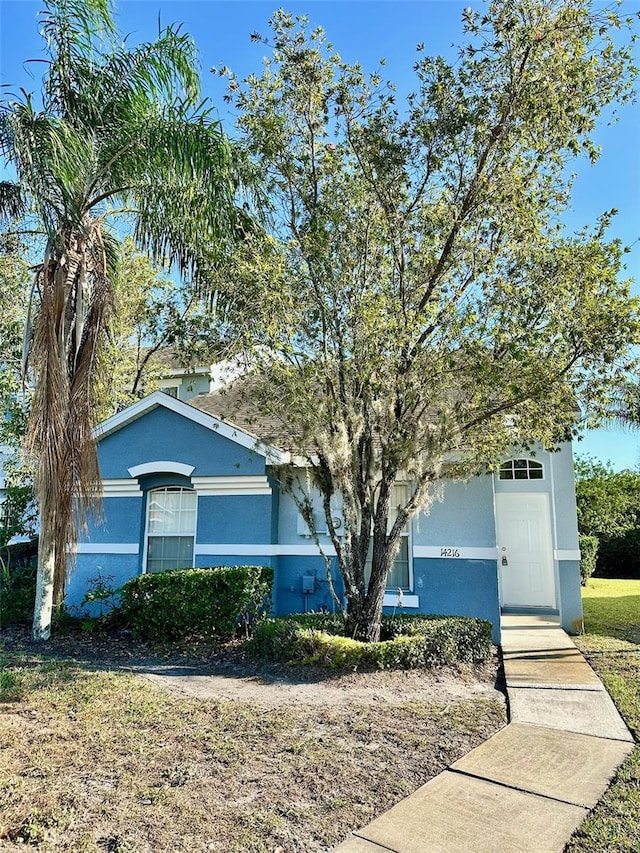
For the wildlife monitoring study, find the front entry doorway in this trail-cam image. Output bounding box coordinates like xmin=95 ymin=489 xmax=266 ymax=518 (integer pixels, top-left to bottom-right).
xmin=495 ymin=492 xmax=556 ymax=608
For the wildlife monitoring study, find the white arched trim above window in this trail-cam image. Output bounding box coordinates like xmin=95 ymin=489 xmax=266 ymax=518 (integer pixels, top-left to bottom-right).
xmin=499 ymin=458 xmax=544 ymax=480
xmin=128 ymin=461 xmax=195 ymax=479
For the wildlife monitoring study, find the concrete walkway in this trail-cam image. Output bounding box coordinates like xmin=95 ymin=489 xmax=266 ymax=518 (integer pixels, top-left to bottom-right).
xmin=333 ymin=614 xmax=635 ymax=853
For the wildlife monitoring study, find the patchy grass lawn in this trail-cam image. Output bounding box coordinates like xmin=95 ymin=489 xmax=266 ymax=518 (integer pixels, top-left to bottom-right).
xmin=0 ymin=634 xmax=506 ymax=852
xmin=566 ymin=578 xmax=640 ymax=853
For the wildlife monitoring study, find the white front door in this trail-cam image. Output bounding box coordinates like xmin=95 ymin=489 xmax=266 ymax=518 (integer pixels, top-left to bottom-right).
xmin=495 ymin=492 xmax=555 ymax=608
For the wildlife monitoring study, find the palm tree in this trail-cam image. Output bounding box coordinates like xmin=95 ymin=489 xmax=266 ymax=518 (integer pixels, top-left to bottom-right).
xmin=0 ymin=0 xmax=237 ymax=640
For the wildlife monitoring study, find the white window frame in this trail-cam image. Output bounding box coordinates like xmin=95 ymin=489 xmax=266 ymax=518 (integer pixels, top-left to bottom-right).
xmin=143 ymin=486 xmax=198 ymax=574
xmin=498 ymin=458 xmax=544 ymax=481
xmin=158 ymin=378 xmax=182 ymax=398
xmin=366 ymin=483 xmax=413 ymax=592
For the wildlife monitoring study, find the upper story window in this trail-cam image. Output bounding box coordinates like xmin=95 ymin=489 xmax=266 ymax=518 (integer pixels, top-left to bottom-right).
xmin=499 ymin=459 xmax=544 ymax=480
xmin=159 ymin=385 xmax=179 ymax=398
xmin=146 ymin=486 xmax=196 ymax=573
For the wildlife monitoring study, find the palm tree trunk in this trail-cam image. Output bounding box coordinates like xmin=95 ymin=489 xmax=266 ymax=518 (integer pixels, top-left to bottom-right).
xmin=32 ymin=530 xmax=55 ymax=641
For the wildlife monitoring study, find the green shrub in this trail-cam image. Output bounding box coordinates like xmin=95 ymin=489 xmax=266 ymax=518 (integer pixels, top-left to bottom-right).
xmin=0 ymin=559 xmax=37 ymax=627
xmin=250 ymin=612 xmax=492 ymax=670
xmin=595 ymin=528 xmax=640 ymax=579
xmin=579 ymin=534 xmax=598 ymax=585
xmin=119 ymin=566 xmax=273 ymax=642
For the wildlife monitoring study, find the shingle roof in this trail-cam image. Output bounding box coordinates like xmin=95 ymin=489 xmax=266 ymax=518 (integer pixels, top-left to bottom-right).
xmin=188 ymin=379 xmax=293 ymax=452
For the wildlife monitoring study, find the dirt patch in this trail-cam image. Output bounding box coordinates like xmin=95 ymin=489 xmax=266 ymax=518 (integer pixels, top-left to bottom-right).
xmin=133 ymin=659 xmax=502 ymax=706
xmin=1 ymin=623 xmax=504 ymax=708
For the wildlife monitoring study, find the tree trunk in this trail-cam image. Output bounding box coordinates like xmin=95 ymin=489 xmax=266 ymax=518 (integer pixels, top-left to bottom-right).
xmin=32 ymin=530 xmax=55 ymax=641
xmin=345 ymin=539 xmax=395 ymax=642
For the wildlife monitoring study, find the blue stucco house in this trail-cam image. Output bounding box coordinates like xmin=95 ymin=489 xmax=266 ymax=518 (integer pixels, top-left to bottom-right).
xmin=67 ymin=386 xmax=584 ymax=643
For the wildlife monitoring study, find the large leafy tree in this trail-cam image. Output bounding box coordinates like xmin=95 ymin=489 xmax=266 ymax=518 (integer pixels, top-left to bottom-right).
xmin=0 ymin=0 xmax=237 ymax=640
xmin=104 ymin=238 xmax=223 ymax=416
xmin=210 ymin=1 xmax=639 ymax=641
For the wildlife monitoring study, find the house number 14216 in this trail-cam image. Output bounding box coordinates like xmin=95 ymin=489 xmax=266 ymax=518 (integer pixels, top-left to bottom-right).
xmin=440 ymin=548 xmax=460 ymax=558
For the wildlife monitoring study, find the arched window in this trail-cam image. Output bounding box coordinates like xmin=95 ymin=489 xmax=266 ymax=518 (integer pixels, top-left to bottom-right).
xmin=146 ymin=486 xmax=196 ymax=573
xmin=499 ymin=459 xmax=544 ymax=480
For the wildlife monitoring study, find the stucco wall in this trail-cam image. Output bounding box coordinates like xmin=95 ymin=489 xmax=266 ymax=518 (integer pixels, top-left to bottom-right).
xmin=98 ymin=405 xmax=267 ymax=479
xmin=65 ymin=400 xmax=580 ymax=644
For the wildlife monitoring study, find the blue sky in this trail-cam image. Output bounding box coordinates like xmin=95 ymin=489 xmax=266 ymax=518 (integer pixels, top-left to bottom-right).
xmin=2 ymin=0 xmax=639 ymax=469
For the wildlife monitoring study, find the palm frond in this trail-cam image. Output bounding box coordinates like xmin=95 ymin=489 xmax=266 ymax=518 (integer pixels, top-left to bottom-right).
xmin=3 ymin=97 xmax=95 ymax=234
xmin=0 ymin=181 xmax=26 ymax=224
xmin=107 ymin=110 xmax=235 ymax=279
xmin=40 ymin=0 xmax=116 ymax=118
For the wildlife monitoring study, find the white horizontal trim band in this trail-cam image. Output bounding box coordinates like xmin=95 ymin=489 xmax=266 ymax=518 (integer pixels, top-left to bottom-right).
xmin=383 ymin=593 xmax=419 ymax=608
xmin=76 ymin=543 xmax=140 ymax=554
xmin=101 ymin=479 xmax=143 ymax=497
xmin=194 ymin=544 xmax=338 ymax=557
xmin=128 ymin=461 xmax=195 ymax=478
xmin=192 ymin=476 xmax=272 ymax=496
xmin=413 ymin=546 xmax=499 ymax=560
xmin=554 ymin=549 xmax=581 ymax=561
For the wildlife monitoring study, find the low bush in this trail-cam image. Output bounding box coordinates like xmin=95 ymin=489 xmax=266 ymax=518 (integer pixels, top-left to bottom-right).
xmin=0 ymin=541 xmax=38 ymax=627
xmin=119 ymin=566 xmax=273 ymax=642
xmin=595 ymin=528 xmax=640 ymax=579
xmin=579 ymin=534 xmax=598 ymax=585
xmin=250 ymin=612 xmax=492 ymax=670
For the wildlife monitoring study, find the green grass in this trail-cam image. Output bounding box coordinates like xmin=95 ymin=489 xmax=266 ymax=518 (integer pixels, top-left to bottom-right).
xmin=581 ymin=578 xmax=640 ymax=645
xmin=566 ymin=578 xmax=640 ymax=853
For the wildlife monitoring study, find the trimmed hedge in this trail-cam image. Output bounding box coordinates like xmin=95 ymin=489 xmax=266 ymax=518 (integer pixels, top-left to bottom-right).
xmin=579 ymin=534 xmax=598 ymax=586
xmin=119 ymin=566 xmax=273 ymax=642
xmin=250 ymin=612 xmax=492 ymax=670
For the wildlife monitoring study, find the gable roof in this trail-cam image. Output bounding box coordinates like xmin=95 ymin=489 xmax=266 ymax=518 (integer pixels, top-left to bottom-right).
xmin=94 ymin=391 xmax=288 ymax=463
xmin=189 ymin=378 xmax=294 ymax=450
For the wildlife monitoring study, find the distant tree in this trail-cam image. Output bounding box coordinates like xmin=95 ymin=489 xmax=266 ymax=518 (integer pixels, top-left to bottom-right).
xmin=575 ymin=456 xmax=640 ymax=578
xmin=104 ymin=239 xmax=215 ymax=415
xmin=0 ymin=233 xmax=35 ymax=548
xmin=0 ymin=233 xmax=29 ymax=425
xmin=209 ymin=2 xmax=639 ymax=641
xmin=575 ymin=457 xmax=640 ymax=539
xmin=0 ymin=0 xmax=238 ymax=640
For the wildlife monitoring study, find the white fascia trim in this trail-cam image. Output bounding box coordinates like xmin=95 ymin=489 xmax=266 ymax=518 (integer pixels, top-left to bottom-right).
xmin=94 ymin=391 xmax=286 ymax=462
xmin=555 ymin=549 xmax=581 ymax=561
xmin=192 ymin=476 xmax=271 ymax=496
xmin=165 ymin=367 xmax=209 ymax=377
xmin=413 ymin=546 xmax=499 ymax=560
xmin=128 ymin=461 xmax=195 ymax=478
xmin=75 ymin=543 xmax=140 ymax=554
xmin=101 ymin=479 xmax=143 ymax=497
xmin=383 ymin=593 xmax=419 ymax=608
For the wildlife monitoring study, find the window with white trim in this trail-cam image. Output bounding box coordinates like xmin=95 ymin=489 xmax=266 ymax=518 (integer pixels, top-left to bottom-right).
xmin=366 ymin=483 xmax=411 ymax=591
xmin=499 ymin=459 xmax=544 ymax=480
xmin=146 ymin=486 xmax=196 ymax=573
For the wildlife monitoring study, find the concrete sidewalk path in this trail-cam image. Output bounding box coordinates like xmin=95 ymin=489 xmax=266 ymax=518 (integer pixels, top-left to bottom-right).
xmin=333 ymin=614 xmax=635 ymax=853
